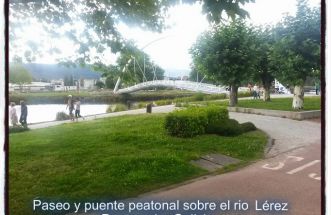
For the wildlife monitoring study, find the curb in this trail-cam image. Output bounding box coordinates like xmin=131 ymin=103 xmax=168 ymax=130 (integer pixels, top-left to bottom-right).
xmin=228 ymin=107 xmax=320 ymax=120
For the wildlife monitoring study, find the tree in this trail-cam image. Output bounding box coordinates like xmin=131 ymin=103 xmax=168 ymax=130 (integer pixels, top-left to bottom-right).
xmin=9 ymin=0 xmax=254 ymax=64
xmin=95 ymin=81 xmax=105 ymax=89
xmin=116 ymin=43 xmax=164 ymax=84
xmin=252 ymin=27 xmax=275 ymax=101
xmin=93 ymin=43 xmax=165 ymax=90
xmin=9 ymin=63 xmax=32 ymax=91
xmin=190 ymin=20 xmax=258 ymax=106
xmin=270 ymin=0 xmax=320 ymax=109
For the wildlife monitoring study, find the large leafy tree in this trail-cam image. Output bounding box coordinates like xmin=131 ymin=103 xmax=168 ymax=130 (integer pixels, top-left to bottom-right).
xmin=9 ymin=0 xmax=254 ymax=64
xmin=93 ymin=43 xmax=164 ymax=90
xmin=190 ymin=20 xmax=258 ymax=106
xmin=252 ymin=27 xmax=275 ymax=101
xmin=270 ymin=0 xmax=320 ymax=109
xmin=9 ymin=63 xmax=33 ymax=91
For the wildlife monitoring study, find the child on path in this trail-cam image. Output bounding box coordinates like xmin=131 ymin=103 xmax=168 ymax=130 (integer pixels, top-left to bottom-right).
xmin=75 ymin=98 xmax=84 ymax=121
xmin=10 ymin=102 xmax=18 ymax=126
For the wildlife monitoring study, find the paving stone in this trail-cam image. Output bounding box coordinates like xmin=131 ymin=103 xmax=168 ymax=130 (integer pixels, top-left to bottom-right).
xmin=190 ymin=159 xmax=223 ymax=172
xmin=201 ymin=154 xmax=241 ymax=166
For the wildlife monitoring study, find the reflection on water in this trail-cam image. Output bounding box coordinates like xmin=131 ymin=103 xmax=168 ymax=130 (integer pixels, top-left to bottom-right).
xmin=9 ymin=104 xmax=108 ymax=125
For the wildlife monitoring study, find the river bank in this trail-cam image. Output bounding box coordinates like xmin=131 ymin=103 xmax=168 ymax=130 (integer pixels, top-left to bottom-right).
xmin=8 ymin=90 xmax=200 ymax=104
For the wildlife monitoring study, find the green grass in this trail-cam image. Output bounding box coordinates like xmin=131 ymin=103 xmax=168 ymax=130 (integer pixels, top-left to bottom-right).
xmin=235 ymin=96 xmax=321 ymax=111
xmin=9 ymin=114 xmax=267 ymax=215
xmin=193 ymin=96 xmax=321 ymax=111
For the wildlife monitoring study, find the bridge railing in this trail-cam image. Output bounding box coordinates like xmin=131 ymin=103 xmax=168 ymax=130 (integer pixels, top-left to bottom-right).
xmin=115 ymin=80 xmax=230 ymax=94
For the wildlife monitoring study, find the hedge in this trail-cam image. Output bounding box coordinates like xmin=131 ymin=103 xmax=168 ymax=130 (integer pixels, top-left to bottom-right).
xmin=165 ymin=106 xmax=228 ymax=137
xmin=206 ymin=119 xmax=243 ymax=136
xmin=240 ymin=122 xmax=257 ymax=132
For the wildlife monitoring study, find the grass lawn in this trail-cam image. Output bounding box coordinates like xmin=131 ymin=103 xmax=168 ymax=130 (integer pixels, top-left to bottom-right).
xmin=195 ymin=96 xmax=321 ymax=111
xmin=9 ymin=114 xmax=267 ymax=215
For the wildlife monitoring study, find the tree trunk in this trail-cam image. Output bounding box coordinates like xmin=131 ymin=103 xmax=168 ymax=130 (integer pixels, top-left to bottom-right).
xmin=262 ymin=85 xmax=271 ymax=102
xmin=292 ymin=85 xmax=304 ymax=109
xmin=229 ymin=85 xmax=238 ymax=107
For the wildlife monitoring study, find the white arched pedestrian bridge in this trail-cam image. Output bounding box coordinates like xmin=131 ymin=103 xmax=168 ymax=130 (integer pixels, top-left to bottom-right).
xmin=114 ymin=80 xmax=230 ymax=94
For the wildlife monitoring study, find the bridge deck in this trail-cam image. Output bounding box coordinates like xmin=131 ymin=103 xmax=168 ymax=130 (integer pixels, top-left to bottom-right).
xmin=114 ymin=80 xmax=230 ymax=94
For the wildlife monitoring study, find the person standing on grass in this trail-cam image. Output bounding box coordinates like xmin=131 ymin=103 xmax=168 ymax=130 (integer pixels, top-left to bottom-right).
xmin=19 ymin=100 xmax=28 ymax=127
xmin=10 ymin=102 xmax=18 ymax=126
xmin=66 ymin=95 xmax=75 ymax=121
xmin=256 ymin=85 xmax=260 ymax=99
xmin=74 ymin=97 xmax=84 ymax=121
xmin=253 ymin=84 xmax=258 ymax=99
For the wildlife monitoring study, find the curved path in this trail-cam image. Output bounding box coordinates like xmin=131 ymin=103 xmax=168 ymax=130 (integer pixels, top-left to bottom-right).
xmin=144 ymin=110 xmax=322 ymax=215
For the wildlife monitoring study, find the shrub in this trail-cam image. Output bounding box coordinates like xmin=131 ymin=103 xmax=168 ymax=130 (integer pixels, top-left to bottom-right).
xmin=175 ymin=102 xmax=190 ymax=107
xmin=113 ymin=104 xmax=128 ymax=112
xmin=106 ymin=104 xmax=128 ymax=113
xmin=240 ymin=122 xmax=257 ymax=132
xmin=193 ymin=93 xmax=205 ymax=101
xmin=137 ymin=102 xmax=147 ymax=108
xmin=56 ymin=111 xmax=70 ymax=121
xmin=165 ymin=107 xmax=208 ymax=137
xmin=175 ymin=102 xmax=183 ymax=107
xmin=238 ymin=91 xmax=252 ymax=98
xmin=205 ymin=93 xmax=227 ymax=101
xmin=206 ymin=119 xmax=243 ymax=136
xmin=155 ymin=100 xmax=172 ymax=106
xmin=106 ymin=105 xmax=113 ymax=113
xmin=205 ymin=105 xmax=229 ymax=125
xmin=165 ymin=106 xmax=229 ymax=138
xmin=9 ymin=126 xmax=30 ymax=133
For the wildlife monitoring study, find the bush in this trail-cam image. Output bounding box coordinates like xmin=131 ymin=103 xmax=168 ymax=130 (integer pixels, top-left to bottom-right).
xmin=113 ymin=104 xmax=128 ymax=112
xmin=56 ymin=111 xmax=70 ymax=121
xmin=165 ymin=106 xmax=229 ymax=138
xmin=106 ymin=104 xmax=128 ymax=113
xmin=137 ymin=102 xmax=147 ymax=108
xmin=240 ymin=122 xmax=257 ymax=132
xmin=106 ymin=105 xmax=113 ymax=113
xmin=206 ymin=119 xmax=243 ymax=136
xmin=165 ymin=107 xmax=208 ymax=137
xmin=9 ymin=126 xmax=30 ymax=133
xmin=205 ymin=105 xmax=229 ymax=125
xmin=155 ymin=100 xmax=172 ymax=106
xmin=205 ymin=94 xmax=227 ymax=101
xmin=193 ymin=93 xmax=205 ymax=101
xmin=238 ymin=91 xmax=252 ymax=98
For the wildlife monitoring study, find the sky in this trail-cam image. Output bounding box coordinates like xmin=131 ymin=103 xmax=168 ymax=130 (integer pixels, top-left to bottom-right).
xmin=117 ymin=0 xmax=320 ymax=77
xmin=15 ymin=0 xmax=321 ymax=77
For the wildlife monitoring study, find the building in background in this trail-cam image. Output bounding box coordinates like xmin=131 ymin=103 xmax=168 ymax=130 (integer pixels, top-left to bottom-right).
xmin=9 ymin=63 xmax=103 ymax=92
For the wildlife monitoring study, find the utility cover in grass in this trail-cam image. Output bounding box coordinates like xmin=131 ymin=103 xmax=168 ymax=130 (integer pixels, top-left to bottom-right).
xmin=191 ymin=154 xmax=241 ymax=172
xmin=190 ymin=159 xmax=223 ymax=172
xmin=201 ymin=154 xmax=241 ymax=166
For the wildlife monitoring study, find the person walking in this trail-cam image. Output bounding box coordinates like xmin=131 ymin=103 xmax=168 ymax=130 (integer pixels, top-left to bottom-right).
xmin=74 ymin=98 xmax=84 ymax=121
xmin=19 ymin=100 xmax=28 ymax=127
xmin=66 ymin=95 xmax=75 ymax=121
xmin=10 ymin=102 xmax=18 ymax=126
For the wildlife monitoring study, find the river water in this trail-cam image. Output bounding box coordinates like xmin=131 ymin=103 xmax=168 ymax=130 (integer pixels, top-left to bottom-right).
xmin=9 ymin=104 xmax=109 ymax=125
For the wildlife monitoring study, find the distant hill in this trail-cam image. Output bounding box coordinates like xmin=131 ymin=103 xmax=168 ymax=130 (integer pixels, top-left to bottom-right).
xmin=15 ymin=63 xmax=101 ymax=81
